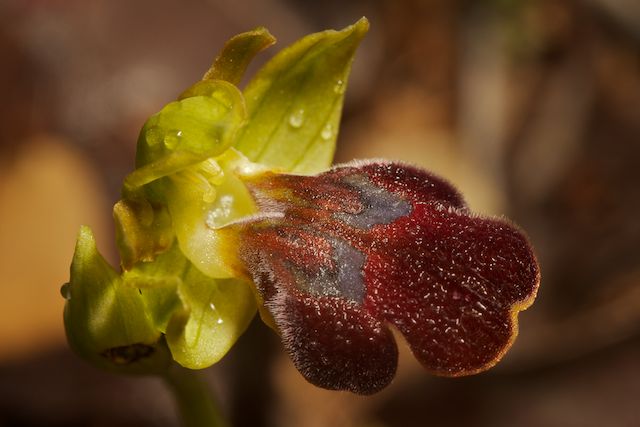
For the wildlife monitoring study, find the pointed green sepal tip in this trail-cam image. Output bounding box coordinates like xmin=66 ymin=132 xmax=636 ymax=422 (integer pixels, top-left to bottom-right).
xmin=234 ymin=17 xmax=369 ymax=174
xmin=63 ymin=226 xmax=171 ymax=374
xmin=201 ymin=26 xmax=276 ymax=86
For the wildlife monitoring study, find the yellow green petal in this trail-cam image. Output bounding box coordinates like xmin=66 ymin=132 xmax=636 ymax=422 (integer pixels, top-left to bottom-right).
xmin=200 ymin=26 xmax=276 ymax=85
xmin=234 ymin=17 xmax=369 ymax=173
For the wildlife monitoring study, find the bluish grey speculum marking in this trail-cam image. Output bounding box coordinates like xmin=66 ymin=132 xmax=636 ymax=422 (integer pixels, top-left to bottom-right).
xmin=333 ymin=173 xmax=412 ymax=229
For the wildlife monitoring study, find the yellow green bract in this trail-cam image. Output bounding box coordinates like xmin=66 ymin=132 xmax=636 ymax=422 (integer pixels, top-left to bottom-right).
xmin=64 ymin=18 xmax=369 ymax=372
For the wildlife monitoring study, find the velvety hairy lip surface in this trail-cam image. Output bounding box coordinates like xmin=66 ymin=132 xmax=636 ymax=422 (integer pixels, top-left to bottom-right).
xmin=235 ymin=161 xmax=540 ymax=394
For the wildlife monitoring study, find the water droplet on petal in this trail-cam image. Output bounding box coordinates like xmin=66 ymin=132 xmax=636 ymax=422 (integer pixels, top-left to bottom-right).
xmin=145 ymin=126 xmax=164 ymax=146
xmin=321 ymin=123 xmax=333 ymax=141
xmin=216 ymin=318 xmax=224 ymax=325
xmin=164 ymin=129 xmax=183 ymax=149
xmin=209 ymin=302 xmax=216 ymax=311
xmin=333 ymin=79 xmax=345 ymax=94
xmin=288 ymin=109 xmax=305 ymax=128
xmin=60 ymin=282 xmax=71 ymax=300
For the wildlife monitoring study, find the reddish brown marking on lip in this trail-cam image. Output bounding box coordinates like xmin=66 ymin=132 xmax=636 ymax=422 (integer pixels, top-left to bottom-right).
xmin=235 ymin=161 xmax=539 ymax=394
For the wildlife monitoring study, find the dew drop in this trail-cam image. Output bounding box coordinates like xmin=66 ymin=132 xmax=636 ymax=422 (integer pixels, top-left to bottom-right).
xmin=164 ymin=129 xmax=183 ymax=149
xmin=60 ymin=282 xmax=71 ymax=300
xmin=209 ymin=302 xmax=216 ymax=311
xmin=288 ymin=109 xmax=305 ymax=128
xmin=202 ymin=187 xmax=216 ymax=204
xmin=333 ymin=79 xmax=345 ymax=94
xmin=145 ymin=126 xmax=164 ymax=146
xmin=216 ymin=318 xmax=224 ymax=325
xmin=320 ymin=123 xmax=333 ymax=141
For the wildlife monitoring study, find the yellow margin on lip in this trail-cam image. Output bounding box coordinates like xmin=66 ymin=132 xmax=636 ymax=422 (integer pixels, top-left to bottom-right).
xmin=430 ymin=242 xmax=542 ymax=378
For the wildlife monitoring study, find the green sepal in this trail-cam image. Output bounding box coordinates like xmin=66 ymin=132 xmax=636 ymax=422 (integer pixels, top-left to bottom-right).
xmin=123 ymin=243 xmax=186 ymax=332
xmin=63 ymin=226 xmax=171 ymax=375
xmin=125 ymin=242 xmax=257 ymax=369
xmin=234 ymin=17 xmax=369 ymax=174
xmin=200 ymin=26 xmax=276 ymax=85
xmin=165 ymin=272 xmax=256 ymax=369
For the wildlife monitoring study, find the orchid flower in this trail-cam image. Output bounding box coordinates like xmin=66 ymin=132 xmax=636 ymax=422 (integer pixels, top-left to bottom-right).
xmin=63 ymin=18 xmax=539 ymax=395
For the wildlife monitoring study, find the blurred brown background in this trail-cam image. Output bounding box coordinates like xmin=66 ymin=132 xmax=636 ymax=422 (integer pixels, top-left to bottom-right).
xmin=1 ymin=0 xmax=639 ymax=426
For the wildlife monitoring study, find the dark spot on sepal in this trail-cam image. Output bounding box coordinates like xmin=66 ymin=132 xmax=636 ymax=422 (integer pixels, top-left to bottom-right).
xmin=101 ymin=343 xmax=155 ymax=365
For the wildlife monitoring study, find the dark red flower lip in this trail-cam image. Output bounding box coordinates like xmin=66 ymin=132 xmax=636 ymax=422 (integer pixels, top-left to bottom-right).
xmin=231 ymin=160 xmax=540 ymax=394
xmin=423 ymin=217 xmax=541 ymax=378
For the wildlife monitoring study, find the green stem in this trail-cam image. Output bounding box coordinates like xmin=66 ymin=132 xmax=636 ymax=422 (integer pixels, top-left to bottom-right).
xmin=163 ymin=364 xmax=229 ymax=427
